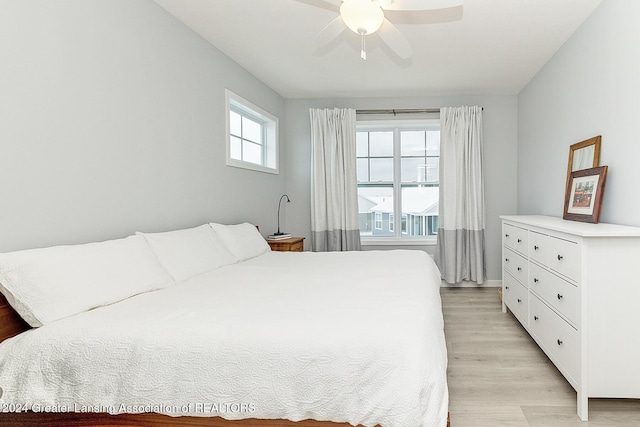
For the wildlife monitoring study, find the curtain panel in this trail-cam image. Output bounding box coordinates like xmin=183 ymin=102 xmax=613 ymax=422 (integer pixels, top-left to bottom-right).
xmin=309 ymin=108 xmax=361 ymax=252
xmin=435 ymin=106 xmax=486 ymax=284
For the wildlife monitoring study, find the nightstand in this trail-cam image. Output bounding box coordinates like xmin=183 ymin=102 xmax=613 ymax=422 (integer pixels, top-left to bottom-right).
xmin=267 ymin=237 xmax=304 ymax=252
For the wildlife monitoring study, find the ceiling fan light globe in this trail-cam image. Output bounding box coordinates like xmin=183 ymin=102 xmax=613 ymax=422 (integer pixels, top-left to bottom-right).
xmin=340 ymin=0 xmax=384 ymax=35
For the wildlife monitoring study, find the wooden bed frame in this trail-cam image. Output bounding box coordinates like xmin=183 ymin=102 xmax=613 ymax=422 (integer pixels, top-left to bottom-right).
xmin=0 ymin=293 xmax=450 ymax=427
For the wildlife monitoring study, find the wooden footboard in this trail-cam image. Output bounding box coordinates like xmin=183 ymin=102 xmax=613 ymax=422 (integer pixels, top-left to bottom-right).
xmin=0 ymin=412 xmax=451 ymax=427
xmin=0 ymin=413 xmax=357 ymax=427
xmin=0 ymin=294 xmax=449 ymax=427
xmin=0 ymin=292 xmax=30 ymax=342
xmin=0 ymin=412 xmax=450 ymax=427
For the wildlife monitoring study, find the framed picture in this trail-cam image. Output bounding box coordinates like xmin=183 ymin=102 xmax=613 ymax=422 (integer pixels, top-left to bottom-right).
xmin=563 ymin=166 xmax=608 ymax=224
xmin=565 ymin=136 xmax=601 ymax=198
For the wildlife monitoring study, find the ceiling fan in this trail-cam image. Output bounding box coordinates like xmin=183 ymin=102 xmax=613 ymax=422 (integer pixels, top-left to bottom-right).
xmin=302 ymin=0 xmax=464 ymax=60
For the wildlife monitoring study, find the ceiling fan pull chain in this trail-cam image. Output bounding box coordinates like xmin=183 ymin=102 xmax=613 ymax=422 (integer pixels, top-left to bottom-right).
xmin=360 ymin=31 xmax=367 ymax=61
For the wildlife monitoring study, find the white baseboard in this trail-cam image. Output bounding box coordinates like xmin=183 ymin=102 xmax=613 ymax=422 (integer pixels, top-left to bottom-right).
xmin=441 ymin=279 xmax=502 ymax=288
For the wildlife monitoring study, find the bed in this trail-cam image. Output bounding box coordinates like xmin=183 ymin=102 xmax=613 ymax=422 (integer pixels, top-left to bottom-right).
xmin=0 ymin=223 xmax=448 ymax=427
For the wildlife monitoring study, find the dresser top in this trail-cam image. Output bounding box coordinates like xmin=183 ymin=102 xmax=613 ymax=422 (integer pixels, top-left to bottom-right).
xmin=500 ymin=215 xmax=640 ymax=237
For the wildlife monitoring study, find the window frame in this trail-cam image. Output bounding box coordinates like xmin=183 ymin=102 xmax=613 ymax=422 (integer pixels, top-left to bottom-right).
xmin=357 ymin=118 xmax=440 ymax=245
xmin=225 ymin=89 xmax=279 ymax=174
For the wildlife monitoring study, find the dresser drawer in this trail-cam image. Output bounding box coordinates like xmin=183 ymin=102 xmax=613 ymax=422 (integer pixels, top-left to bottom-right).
xmin=529 ymin=294 xmax=579 ymax=383
xmin=504 ymin=272 xmax=528 ymax=324
xmin=504 ymin=223 xmax=528 ymax=255
xmin=548 ymin=236 xmax=581 ymax=282
xmin=529 ymin=263 xmax=579 ymax=326
xmin=504 ymin=247 xmax=528 ymax=284
xmin=529 ymin=231 xmax=549 ymax=266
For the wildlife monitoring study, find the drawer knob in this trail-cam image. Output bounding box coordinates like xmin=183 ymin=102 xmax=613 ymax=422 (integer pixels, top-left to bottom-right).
xmin=517 ymin=238 xmax=522 ymax=243
xmin=534 ymin=245 xmax=539 ymax=250
xmin=505 ymin=258 xmax=509 ymax=262
xmin=517 ymin=267 xmax=522 ymax=271
xmin=557 ymin=339 xmax=563 ymax=346
xmin=505 ymin=286 xmax=510 ymax=290
xmin=557 ymin=254 xmax=564 ymax=261
xmin=534 ymin=315 xmax=539 ymax=321
xmin=533 ymin=278 xmax=539 ymax=283
xmin=505 ymin=234 xmax=509 ymax=238
xmin=517 ymin=298 xmax=522 ymax=303
xmin=557 ymin=293 xmax=563 ymax=300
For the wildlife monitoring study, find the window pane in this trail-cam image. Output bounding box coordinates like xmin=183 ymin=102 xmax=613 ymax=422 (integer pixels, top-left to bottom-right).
xmin=230 ymin=136 xmax=242 ymax=160
xmin=356 ymin=132 xmax=369 ymax=157
xmin=357 ymin=124 xmax=439 ymax=239
xmin=369 ymin=158 xmax=393 ymax=182
xmin=357 ymin=158 xmax=369 ymax=182
xmin=226 ymin=90 xmax=278 ymax=173
xmin=242 ymin=116 xmax=262 ymax=144
xmin=369 ymin=132 xmax=393 ymax=157
xmin=357 ymin=186 xmax=393 ymax=237
xmin=401 ymin=158 xmax=427 ymax=182
xmin=401 ymin=131 xmax=426 ymax=156
xmin=401 ymin=186 xmax=439 ymax=236
xmin=230 ymin=110 xmax=242 ymax=137
xmin=401 ymin=157 xmax=439 ymax=183
xmin=243 ymin=141 xmax=262 ymax=165
xmin=427 ymin=131 xmax=440 ymax=156
xmin=425 ymin=157 xmax=439 ymax=183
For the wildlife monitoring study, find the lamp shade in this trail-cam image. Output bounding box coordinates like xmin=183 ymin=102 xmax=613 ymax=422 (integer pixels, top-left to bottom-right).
xmin=340 ymin=0 xmax=384 ymax=35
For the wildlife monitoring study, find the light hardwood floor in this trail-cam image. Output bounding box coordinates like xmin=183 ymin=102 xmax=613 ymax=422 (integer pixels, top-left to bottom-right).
xmin=441 ymin=287 xmax=640 ymax=427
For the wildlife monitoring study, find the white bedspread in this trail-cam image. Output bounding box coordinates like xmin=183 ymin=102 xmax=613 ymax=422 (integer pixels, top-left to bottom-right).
xmin=0 ymin=250 xmax=448 ymax=427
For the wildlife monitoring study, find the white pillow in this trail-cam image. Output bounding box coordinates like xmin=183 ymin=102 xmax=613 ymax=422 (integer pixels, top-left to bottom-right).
xmin=210 ymin=222 xmax=271 ymax=261
xmin=137 ymin=224 xmax=238 ymax=282
xmin=0 ymin=235 xmax=173 ymax=327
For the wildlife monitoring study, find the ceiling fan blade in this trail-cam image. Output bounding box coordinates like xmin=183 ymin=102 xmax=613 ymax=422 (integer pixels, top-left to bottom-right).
xmin=312 ymin=16 xmax=347 ymax=50
xmin=378 ymin=18 xmax=412 ymax=59
xmin=384 ymin=6 xmax=463 ymax=25
xmin=291 ymin=0 xmax=340 ymax=13
xmin=377 ymin=0 xmax=463 ymax=11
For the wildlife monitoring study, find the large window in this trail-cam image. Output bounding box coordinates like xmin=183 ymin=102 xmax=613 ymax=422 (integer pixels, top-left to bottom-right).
xmin=357 ymin=121 xmax=440 ymax=241
xmin=226 ymin=89 xmax=278 ymax=174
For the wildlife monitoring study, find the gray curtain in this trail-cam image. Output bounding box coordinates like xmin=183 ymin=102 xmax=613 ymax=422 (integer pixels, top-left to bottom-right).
xmin=435 ymin=106 xmax=486 ymax=284
xmin=309 ymin=108 xmax=361 ymax=251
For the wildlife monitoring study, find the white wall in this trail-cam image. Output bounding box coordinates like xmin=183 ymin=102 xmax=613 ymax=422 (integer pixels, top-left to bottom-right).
xmin=518 ymin=0 xmax=640 ymax=227
xmin=0 ymin=0 xmax=523 ymax=282
xmin=0 ymin=0 xmax=286 ymax=252
xmin=284 ymin=96 xmax=518 ymax=282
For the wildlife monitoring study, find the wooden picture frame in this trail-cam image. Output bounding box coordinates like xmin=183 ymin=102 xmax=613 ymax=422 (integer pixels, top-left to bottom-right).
xmin=563 ymin=166 xmax=608 ymax=224
xmin=566 ymin=136 xmax=601 ymax=197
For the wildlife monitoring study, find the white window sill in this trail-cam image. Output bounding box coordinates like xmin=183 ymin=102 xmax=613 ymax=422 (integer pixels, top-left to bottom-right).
xmin=226 ymin=158 xmax=279 ymax=175
xmin=361 ymin=238 xmax=437 ymax=246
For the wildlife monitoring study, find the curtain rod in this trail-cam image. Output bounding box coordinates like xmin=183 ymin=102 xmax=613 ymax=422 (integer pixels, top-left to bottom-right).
xmin=355 ymin=107 xmax=483 ymax=115
xmin=356 ymin=108 xmax=439 ymax=115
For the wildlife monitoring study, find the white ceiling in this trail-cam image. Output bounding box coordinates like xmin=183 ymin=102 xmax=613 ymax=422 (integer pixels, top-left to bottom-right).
xmin=153 ymin=0 xmax=602 ymax=99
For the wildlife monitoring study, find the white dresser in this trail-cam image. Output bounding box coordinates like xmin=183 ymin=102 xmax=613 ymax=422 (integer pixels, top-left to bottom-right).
xmin=500 ymin=215 xmax=640 ymax=420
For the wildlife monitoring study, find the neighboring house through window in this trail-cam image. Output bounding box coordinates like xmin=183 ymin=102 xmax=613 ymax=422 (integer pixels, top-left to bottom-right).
xmin=226 ymin=89 xmax=278 ymax=174
xmin=356 ymin=119 xmax=440 ymax=242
